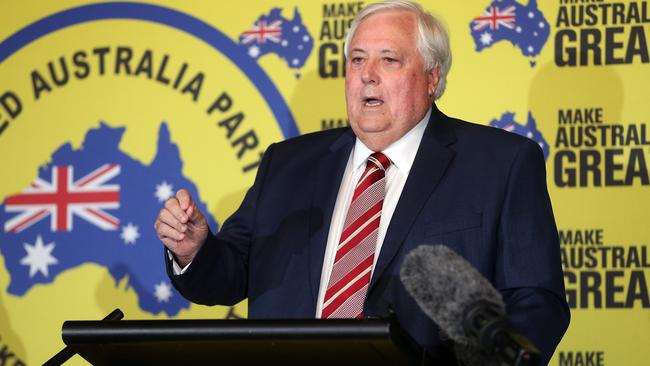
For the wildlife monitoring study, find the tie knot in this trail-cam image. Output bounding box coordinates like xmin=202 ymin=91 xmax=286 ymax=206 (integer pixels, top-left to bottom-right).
xmin=368 ymin=152 xmax=391 ymax=171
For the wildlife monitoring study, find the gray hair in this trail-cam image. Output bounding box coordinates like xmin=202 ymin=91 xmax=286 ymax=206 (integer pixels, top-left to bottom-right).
xmin=344 ymin=0 xmax=452 ymax=100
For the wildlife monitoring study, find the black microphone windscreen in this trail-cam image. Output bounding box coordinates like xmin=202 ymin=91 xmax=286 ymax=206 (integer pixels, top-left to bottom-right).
xmin=399 ymin=244 xmax=505 ymax=345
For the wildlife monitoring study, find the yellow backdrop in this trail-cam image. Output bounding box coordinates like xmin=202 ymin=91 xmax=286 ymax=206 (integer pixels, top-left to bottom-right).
xmin=0 ymin=1 xmax=648 ymax=365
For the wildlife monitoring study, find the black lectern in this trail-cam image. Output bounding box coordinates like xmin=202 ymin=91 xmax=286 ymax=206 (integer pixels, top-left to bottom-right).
xmin=61 ymin=318 xmax=417 ymax=365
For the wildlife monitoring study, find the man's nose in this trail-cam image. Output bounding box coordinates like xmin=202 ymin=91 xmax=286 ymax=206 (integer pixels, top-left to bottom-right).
xmin=361 ymin=59 xmax=379 ymax=84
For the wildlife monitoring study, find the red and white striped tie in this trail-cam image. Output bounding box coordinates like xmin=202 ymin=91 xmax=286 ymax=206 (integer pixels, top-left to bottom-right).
xmin=322 ymin=152 xmax=391 ymax=319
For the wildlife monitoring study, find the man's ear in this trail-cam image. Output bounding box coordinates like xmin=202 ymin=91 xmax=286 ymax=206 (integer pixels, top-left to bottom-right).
xmin=427 ymin=66 xmax=440 ymax=98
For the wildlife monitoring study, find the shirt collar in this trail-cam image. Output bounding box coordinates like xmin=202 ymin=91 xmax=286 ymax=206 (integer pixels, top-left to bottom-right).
xmin=352 ymin=107 xmax=431 ymax=173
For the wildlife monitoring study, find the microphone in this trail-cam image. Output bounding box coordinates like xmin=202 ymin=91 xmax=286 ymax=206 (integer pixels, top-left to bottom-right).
xmin=399 ymin=245 xmax=540 ymax=366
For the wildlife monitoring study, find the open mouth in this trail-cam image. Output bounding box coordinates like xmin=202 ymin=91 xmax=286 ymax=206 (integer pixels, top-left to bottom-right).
xmin=363 ymin=97 xmax=384 ymax=107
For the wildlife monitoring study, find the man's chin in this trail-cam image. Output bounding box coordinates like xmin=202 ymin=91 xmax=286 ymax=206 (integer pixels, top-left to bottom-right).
xmin=349 ymin=118 xmax=390 ymax=133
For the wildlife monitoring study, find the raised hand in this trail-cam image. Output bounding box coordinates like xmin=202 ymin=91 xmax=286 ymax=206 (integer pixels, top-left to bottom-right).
xmin=154 ymin=189 xmax=209 ymax=267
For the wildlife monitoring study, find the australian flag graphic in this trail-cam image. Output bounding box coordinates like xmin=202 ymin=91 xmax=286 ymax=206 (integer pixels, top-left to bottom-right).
xmin=0 ymin=122 xmax=218 ymax=315
xmin=470 ymin=0 xmax=550 ymax=65
xmin=239 ymin=7 xmax=313 ymax=70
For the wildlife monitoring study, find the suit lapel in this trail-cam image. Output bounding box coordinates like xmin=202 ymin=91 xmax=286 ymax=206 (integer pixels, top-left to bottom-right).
xmin=369 ymin=107 xmax=457 ymax=290
xmin=307 ymin=129 xmax=355 ymax=306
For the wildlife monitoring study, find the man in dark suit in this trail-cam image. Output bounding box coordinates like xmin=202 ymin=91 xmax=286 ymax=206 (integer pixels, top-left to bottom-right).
xmin=155 ymin=1 xmax=569 ymax=364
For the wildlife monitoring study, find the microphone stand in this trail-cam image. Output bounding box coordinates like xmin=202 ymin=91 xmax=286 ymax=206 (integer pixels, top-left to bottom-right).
xmin=42 ymin=308 xmax=124 ymax=366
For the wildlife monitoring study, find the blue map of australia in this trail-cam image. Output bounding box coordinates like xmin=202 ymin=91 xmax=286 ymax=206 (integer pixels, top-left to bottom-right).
xmin=489 ymin=111 xmax=550 ymax=159
xmin=470 ymin=0 xmax=550 ymax=65
xmin=0 ymin=122 xmax=218 ymax=316
xmin=238 ymin=8 xmax=313 ymax=71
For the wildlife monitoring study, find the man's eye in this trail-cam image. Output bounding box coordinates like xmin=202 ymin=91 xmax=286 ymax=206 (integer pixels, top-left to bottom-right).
xmin=351 ymin=57 xmax=364 ymax=63
xmin=384 ymin=57 xmax=398 ymax=63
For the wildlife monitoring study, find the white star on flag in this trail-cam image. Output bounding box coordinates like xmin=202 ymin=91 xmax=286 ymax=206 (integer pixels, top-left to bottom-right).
xmin=20 ymin=235 xmax=58 ymax=278
xmin=480 ymin=32 xmax=493 ymax=46
xmin=155 ymin=181 xmax=174 ymax=203
xmin=121 ymin=223 xmax=140 ymax=245
xmin=248 ymin=45 xmax=261 ymax=58
xmin=154 ymin=281 xmax=173 ymax=303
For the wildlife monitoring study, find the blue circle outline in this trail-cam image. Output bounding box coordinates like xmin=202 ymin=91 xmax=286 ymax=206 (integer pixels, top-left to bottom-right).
xmin=0 ymin=2 xmax=299 ymax=138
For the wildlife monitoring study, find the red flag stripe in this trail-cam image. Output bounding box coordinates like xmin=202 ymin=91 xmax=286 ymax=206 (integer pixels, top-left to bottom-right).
xmin=76 ymin=164 xmax=118 ymax=187
xmin=7 ymin=209 xmax=48 ymax=233
xmin=4 ymin=165 xmax=121 ymax=233
xmin=6 ymin=191 xmax=119 ymax=205
xmin=84 ymin=207 xmax=120 ymax=227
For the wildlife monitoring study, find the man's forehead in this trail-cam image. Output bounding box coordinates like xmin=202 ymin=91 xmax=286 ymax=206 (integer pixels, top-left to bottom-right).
xmin=350 ymin=10 xmax=417 ymax=45
xmin=356 ymin=8 xmax=417 ymax=29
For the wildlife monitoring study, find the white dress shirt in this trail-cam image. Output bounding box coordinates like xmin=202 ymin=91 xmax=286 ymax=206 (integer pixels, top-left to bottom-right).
xmin=315 ymin=108 xmax=431 ymax=317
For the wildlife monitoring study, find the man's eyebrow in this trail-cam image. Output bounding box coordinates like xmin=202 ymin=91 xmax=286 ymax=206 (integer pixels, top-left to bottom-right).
xmin=349 ymin=48 xmax=368 ymax=54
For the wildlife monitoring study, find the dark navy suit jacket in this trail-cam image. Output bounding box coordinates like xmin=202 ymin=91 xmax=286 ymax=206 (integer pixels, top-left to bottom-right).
xmin=168 ymin=105 xmax=570 ymax=364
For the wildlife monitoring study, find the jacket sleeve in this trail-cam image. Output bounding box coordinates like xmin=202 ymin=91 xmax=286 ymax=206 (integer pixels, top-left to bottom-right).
xmin=165 ymin=143 xmax=277 ymax=306
xmin=496 ymin=139 xmax=570 ymax=364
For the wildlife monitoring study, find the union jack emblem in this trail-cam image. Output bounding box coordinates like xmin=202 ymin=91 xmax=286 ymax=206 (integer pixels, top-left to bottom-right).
xmin=240 ymin=20 xmax=283 ymax=44
xmin=4 ymin=164 xmax=120 ymax=233
xmin=472 ymin=6 xmax=516 ymax=30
